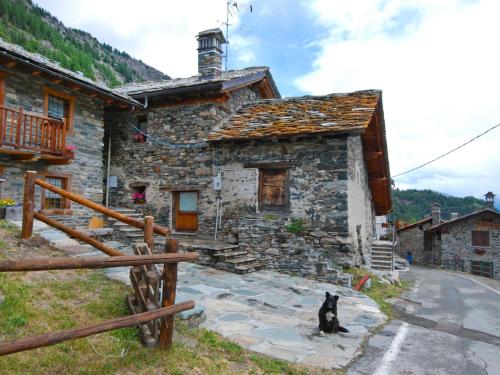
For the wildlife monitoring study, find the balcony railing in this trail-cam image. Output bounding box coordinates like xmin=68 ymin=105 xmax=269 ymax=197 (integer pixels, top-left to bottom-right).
xmin=0 ymin=105 xmax=66 ymax=156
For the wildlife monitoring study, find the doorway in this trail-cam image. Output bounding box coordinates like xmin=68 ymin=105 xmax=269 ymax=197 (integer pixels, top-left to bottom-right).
xmin=173 ymin=191 xmax=198 ymax=232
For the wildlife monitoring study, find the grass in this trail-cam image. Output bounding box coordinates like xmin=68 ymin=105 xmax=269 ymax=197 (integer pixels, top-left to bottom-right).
xmin=0 ymin=226 xmax=335 ymax=375
xmin=343 ymin=267 xmax=412 ymax=317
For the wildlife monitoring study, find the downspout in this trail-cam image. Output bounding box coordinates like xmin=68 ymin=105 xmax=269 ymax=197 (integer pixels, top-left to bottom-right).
xmin=105 ymin=121 xmax=112 ymax=207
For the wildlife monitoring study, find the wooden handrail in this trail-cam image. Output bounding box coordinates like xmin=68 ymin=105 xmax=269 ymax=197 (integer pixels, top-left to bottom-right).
xmin=0 ymin=105 xmax=65 ymax=155
xmin=35 ymin=178 xmax=170 ymax=236
xmin=34 ymin=212 xmax=124 ymax=257
xmin=0 ymin=252 xmax=199 ymax=272
xmin=0 ymin=301 xmax=195 ymax=356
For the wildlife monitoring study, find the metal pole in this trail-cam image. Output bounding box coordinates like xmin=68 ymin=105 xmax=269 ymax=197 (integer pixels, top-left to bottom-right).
xmin=105 ymin=121 xmax=112 ymax=207
xmin=225 ymin=0 xmax=230 ymax=70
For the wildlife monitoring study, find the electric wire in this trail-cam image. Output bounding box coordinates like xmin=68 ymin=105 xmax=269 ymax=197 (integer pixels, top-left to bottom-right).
xmin=392 ymin=122 xmax=500 ymax=178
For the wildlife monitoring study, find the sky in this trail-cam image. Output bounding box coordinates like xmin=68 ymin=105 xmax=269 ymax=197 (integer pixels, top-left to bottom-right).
xmin=35 ymin=0 xmax=500 ymax=204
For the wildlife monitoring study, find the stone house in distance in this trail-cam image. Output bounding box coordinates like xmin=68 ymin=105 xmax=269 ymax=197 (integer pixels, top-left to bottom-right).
xmin=106 ymin=29 xmax=392 ymax=275
xmin=398 ymin=195 xmax=500 ymax=280
xmin=0 ymin=38 xmax=136 ymax=219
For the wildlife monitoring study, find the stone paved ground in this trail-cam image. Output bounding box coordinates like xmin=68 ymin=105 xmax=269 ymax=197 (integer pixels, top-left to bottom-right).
xmin=13 ymin=220 xmax=386 ymax=370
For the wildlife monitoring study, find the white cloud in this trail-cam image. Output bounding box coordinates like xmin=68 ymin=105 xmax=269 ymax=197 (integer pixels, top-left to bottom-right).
xmin=295 ymin=0 xmax=500 ymax=198
xmin=34 ymin=0 xmax=242 ymax=78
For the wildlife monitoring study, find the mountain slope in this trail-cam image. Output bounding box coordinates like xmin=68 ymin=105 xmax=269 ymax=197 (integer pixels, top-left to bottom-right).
xmin=392 ymin=189 xmax=488 ymax=223
xmin=0 ymin=0 xmax=169 ymax=87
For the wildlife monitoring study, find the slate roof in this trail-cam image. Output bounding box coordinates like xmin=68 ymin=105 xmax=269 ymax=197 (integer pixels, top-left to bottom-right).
xmin=207 ymin=90 xmax=381 ymax=141
xmin=116 ymin=67 xmax=280 ymax=98
xmin=397 ymin=217 xmax=433 ymax=232
xmin=0 ymin=38 xmax=138 ymax=105
xmin=426 ymin=208 xmax=500 ymax=232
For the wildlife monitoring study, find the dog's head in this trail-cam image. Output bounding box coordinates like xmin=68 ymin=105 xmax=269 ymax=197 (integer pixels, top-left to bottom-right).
xmin=322 ymin=292 xmax=339 ymax=311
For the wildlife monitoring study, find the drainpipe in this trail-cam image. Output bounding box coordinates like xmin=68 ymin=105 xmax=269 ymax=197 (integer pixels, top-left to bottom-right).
xmin=105 ymin=121 xmax=112 ymax=207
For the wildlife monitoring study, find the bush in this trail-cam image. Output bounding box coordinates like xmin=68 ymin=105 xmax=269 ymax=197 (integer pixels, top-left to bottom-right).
xmin=285 ymin=219 xmax=305 ymax=234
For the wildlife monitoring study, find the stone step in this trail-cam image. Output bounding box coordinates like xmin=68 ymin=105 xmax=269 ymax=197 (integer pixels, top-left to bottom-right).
xmin=234 ymin=261 xmax=266 ymax=274
xmin=372 ymin=254 xmax=392 ymax=260
xmin=372 ymin=259 xmax=393 ymax=265
xmin=213 ymin=251 xmax=248 ymax=259
xmin=372 ymin=247 xmax=393 ymax=252
xmin=125 ymin=232 xmax=146 ymax=239
xmin=118 ymin=227 xmax=143 ymax=233
xmin=372 ymin=250 xmax=393 ymax=255
xmin=226 ymin=257 xmax=258 ymax=265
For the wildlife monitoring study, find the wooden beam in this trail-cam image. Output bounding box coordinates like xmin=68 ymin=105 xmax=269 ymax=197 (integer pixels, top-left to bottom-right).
xmin=0 ymin=300 xmax=195 ymax=356
xmin=159 ymin=239 xmax=179 ymax=349
xmin=0 ymin=252 xmax=199 ymax=272
xmin=31 ymin=71 xmax=42 ymax=77
xmin=52 ymin=78 xmax=63 ymax=84
xmin=34 ymin=212 xmax=124 ymax=257
xmin=21 ymin=171 xmax=36 ymax=239
xmin=6 ymin=61 xmax=17 ymax=68
xmin=144 ymin=216 xmax=154 ymax=252
xmin=34 ymin=178 xmax=170 ymax=236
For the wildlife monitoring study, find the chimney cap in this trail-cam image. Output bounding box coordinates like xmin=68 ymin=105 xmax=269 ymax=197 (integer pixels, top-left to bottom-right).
xmin=197 ymin=28 xmax=227 ymax=43
xmin=485 ymin=191 xmax=496 ymax=198
xmin=431 ymin=202 xmax=441 ymax=208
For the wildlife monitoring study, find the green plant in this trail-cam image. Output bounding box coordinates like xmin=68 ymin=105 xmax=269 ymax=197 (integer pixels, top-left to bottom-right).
xmin=285 ymin=219 xmax=305 ymax=234
xmin=263 ymin=213 xmax=279 ymax=221
xmin=0 ymin=198 xmax=16 ymax=207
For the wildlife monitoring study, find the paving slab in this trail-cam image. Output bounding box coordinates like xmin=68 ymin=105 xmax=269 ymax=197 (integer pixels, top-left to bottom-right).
xmin=15 ymin=220 xmax=387 ymax=370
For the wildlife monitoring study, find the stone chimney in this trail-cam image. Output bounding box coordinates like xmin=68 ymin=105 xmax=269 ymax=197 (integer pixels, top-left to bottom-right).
xmin=197 ymin=28 xmax=227 ymax=78
xmin=450 ymin=212 xmax=459 ymax=220
xmin=431 ymin=202 xmax=441 ymax=225
xmin=485 ymin=191 xmax=495 ymax=209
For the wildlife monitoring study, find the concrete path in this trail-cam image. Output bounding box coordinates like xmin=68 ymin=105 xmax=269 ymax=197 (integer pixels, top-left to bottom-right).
xmin=348 ymin=265 xmax=500 ymax=375
xmin=14 ymin=220 xmax=387 ymax=369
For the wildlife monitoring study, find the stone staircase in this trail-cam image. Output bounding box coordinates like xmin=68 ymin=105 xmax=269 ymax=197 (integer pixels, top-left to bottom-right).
xmin=371 ymin=240 xmax=394 ymax=271
xmin=178 ymin=239 xmax=265 ymax=274
xmin=105 ymin=207 xmax=146 ymax=243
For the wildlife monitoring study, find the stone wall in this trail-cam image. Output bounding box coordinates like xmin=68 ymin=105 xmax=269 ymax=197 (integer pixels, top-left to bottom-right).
xmin=396 ymin=221 xmax=432 ymax=263
xmin=440 ymin=213 xmax=500 ymax=280
xmin=347 ymin=135 xmax=375 ymax=266
xmin=0 ymin=68 xmax=105 ymax=216
xmin=106 ymin=86 xmax=260 ymax=229
xmin=211 ymin=135 xmax=371 ymax=275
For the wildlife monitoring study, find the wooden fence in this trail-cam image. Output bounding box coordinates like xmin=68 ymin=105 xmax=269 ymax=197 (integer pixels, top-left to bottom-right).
xmin=0 ymin=105 xmax=66 ymax=155
xmin=0 ymin=171 xmax=198 ymax=356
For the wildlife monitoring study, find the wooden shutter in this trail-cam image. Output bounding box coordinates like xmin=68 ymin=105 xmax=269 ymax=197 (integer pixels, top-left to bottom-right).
xmin=471 ymin=231 xmax=489 ymax=247
xmin=259 ymin=169 xmax=288 ymax=211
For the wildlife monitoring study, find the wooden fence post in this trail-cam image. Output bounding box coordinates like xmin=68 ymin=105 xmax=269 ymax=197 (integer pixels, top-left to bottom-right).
xmin=159 ymin=238 xmax=179 ymax=349
xmin=144 ymin=216 xmax=154 ymax=252
xmin=21 ymin=171 xmax=36 ymax=239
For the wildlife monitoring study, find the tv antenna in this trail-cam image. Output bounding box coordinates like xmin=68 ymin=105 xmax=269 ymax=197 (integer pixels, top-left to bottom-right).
xmin=222 ymin=1 xmax=253 ymax=70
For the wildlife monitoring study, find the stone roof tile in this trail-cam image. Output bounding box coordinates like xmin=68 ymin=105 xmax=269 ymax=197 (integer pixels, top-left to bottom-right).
xmin=208 ymin=89 xmax=381 ymax=141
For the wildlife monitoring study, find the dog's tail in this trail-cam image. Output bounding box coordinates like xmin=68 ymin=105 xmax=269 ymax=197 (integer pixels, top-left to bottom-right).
xmin=338 ymin=326 xmax=349 ymax=333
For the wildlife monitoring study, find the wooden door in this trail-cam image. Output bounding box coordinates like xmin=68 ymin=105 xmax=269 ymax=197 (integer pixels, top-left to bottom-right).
xmin=259 ymin=169 xmax=288 ymax=211
xmin=173 ymin=191 xmax=198 ymax=231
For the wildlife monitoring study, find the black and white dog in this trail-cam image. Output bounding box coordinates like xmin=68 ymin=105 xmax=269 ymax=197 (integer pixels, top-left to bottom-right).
xmin=318 ymin=292 xmax=349 ymax=335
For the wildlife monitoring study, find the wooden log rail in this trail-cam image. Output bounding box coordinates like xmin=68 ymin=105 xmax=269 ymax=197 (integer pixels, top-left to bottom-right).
xmin=0 ymin=301 xmax=194 ymax=356
xmin=0 ymin=252 xmax=199 ymax=272
xmin=0 ymin=105 xmax=66 ymax=155
xmin=16 ymin=172 xmax=192 ymax=354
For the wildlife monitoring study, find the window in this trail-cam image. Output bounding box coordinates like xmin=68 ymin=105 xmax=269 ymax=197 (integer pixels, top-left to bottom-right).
xmin=133 ymin=115 xmax=147 ymax=142
xmin=47 ymin=94 xmax=67 ymax=120
xmin=43 ymin=88 xmax=74 ymax=131
xmin=41 ymin=174 xmax=71 ymax=212
xmin=259 ymin=168 xmax=289 ymax=212
xmin=471 ymin=230 xmax=489 ymax=247
xmin=179 ymin=191 xmax=198 ymax=212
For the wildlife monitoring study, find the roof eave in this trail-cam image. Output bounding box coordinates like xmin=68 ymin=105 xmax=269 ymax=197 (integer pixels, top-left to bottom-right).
xmin=0 ymin=49 xmax=140 ymax=107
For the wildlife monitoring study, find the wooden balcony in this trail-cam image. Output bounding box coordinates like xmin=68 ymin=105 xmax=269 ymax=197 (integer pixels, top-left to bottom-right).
xmin=0 ymin=105 xmax=71 ymax=164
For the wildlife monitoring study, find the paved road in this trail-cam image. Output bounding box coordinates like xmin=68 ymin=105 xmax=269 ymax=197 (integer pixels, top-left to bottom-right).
xmin=348 ymin=266 xmax=500 ymax=375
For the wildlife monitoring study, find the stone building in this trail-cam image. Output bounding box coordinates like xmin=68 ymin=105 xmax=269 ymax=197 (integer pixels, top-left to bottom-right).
xmin=426 ymin=207 xmax=500 ymax=280
xmin=206 ymin=91 xmax=392 ymax=274
xmin=0 ymin=38 xmax=136 ymax=219
xmin=396 ymin=217 xmax=433 ymax=263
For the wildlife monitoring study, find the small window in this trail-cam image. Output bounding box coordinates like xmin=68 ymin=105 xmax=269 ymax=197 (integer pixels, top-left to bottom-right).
xmin=47 ymin=94 xmax=67 ymax=120
xmin=42 ymin=175 xmax=70 ymax=211
xmin=472 ymin=230 xmax=489 ymax=247
xmin=133 ymin=115 xmax=147 ymax=142
xmin=132 ymin=186 xmax=146 ymax=204
xmin=259 ymin=168 xmax=289 ymax=212
xmin=179 ymin=191 xmax=198 ymax=212
xmin=44 ymin=88 xmax=74 ymax=131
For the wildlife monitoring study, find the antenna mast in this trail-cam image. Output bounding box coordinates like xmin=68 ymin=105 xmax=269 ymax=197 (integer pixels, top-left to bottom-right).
xmin=225 ymin=1 xmax=230 ymax=70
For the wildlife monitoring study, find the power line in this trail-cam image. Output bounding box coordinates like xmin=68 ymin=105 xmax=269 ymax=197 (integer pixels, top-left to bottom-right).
xmin=393 ymin=122 xmax=500 ymax=178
